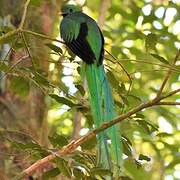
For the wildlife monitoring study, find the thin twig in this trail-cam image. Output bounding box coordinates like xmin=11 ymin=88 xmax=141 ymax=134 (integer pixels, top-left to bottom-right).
xmin=0 ymin=55 xmax=29 ymax=80
xmin=20 ymin=32 xmax=35 ymax=67
xmin=105 ymin=50 xmax=132 ymax=95
xmin=0 ymin=0 xmax=32 ymax=79
xmin=21 ymin=29 xmax=64 ymax=44
xmin=1 ymin=37 xmax=19 ymax=62
xmin=156 ymin=50 xmax=180 ymax=98
xmin=155 ymin=102 xmax=180 ymax=106
xmin=105 ymin=50 xmax=132 ymax=84
xmin=130 ymin=69 xmax=179 ymax=75
xmin=160 ymin=88 xmax=180 ymax=100
xmin=0 ymin=29 xmax=19 ymax=43
xmin=19 ymin=0 xmax=31 ymax=29
xmin=106 ymin=58 xmax=179 ymax=72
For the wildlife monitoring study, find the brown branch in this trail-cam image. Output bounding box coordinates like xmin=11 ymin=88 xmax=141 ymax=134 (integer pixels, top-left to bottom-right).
xmin=0 ymin=55 xmax=29 ymax=80
xmin=154 ymin=101 xmax=180 ymax=106
xmin=20 ymin=32 xmax=36 ymax=68
xmin=160 ymin=88 xmax=180 ymax=99
xmin=19 ymin=0 xmax=31 ymax=29
xmin=21 ymin=29 xmax=65 ymax=44
xmin=105 ymin=57 xmax=180 ymax=73
xmin=0 ymin=29 xmax=64 ymax=47
xmin=0 ymin=29 xmax=19 ymax=44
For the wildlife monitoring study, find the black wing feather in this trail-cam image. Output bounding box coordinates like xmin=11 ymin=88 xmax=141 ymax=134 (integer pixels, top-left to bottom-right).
xmin=66 ymin=23 xmax=96 ymax=64
xmin=98 ymin=28 xmax=104 ymax=65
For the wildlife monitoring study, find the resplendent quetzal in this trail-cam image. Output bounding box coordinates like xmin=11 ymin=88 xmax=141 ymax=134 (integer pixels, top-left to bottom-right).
xmin=60 ymin=4 xmax=122 ymax=172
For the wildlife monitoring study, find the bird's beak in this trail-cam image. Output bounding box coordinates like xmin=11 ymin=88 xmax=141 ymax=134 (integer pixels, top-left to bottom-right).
xmin=58 ymin=12 xmax=67 ymax=17
xmin=58 ymin=12 xmax=62 ymax=16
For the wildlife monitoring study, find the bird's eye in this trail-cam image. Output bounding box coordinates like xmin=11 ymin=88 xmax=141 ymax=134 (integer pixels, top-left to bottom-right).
xmin=69 ymin=9 xmax=73 ymax=12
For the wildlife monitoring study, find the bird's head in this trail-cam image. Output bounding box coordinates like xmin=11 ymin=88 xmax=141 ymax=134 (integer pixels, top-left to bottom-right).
xmin=61 ymin=4 xmax=82 ymax=17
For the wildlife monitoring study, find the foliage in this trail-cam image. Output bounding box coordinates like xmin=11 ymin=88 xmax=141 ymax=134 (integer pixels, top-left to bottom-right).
xmin=0 ymin=0 xmax=180 ymax=179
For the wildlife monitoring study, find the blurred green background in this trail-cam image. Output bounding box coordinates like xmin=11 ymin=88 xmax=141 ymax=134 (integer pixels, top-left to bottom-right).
xmin=0 ymin=0 xmax=180 ymax=179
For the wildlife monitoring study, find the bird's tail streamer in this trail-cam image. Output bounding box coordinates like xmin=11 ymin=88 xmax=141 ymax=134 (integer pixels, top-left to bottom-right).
xmin=85 ymin=64 xmax=122 ymax=174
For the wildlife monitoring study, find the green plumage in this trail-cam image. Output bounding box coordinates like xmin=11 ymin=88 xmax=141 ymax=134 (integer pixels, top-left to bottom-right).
xmin=60 ymin=4 xmax=122 ymax=174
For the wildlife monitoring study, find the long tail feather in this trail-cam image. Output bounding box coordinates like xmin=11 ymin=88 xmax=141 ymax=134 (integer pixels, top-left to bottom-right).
xmin=86 ymin=64 xmax=111 ymax=169
xmin=85 ymin=64 xmax=122 ymax=172
xmin=98 ymin=66 xmax=122 ymax=171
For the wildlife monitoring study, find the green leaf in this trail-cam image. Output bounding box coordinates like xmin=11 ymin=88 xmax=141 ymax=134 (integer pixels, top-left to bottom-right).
xmin=14 ymin=40 xmax=24 ymax=50
xmin=107 ymin=70 xmax=120 ymax=90
xmin=73 ymin=168 xmax=84 ymax=179
xmin=122 ymin=137 xmax=132 ymax=156
xmin=76 ymin=66 xmax=81 ymax=75
xmin=11 ymin=140 xmax=48 ymax=158
xmin=72 ymin=153 xmax=90 ymax=167
xmin=75 ymin=84 xmax=85 ymax=96
xmin=33 ymin=72 xmax=49 ymax=86
xmin=49 ymin=94 xmax=76 ymax=107
xmin=124 ymin=158 xmax=150 ymax=179
xmin=120 ymin=95 xmax=129 ymax=106
xmin=156 ymin=132 xmax=173 ymax=137
xmin=42 ymin=168 xmax=60 ymax=179
xmin=138 ymin=154 xmax=151 ymax=162
xmin=48 ymin=133 xmax=68 ymax=148
xmin=10 ymin=76 xmax=30 ymax=97
xmin=135 ymin=113 xmax=145 ymax=119
xmin=127 ymin=95 xmax=142 ymax=102
xmin=90 ymin=167 xmax=112 ymax=177
xmin=144 ymin=120 xmax=159 ymax=132
xmin=1 ymin=26 xmax=14 ymax=34
xmin=151 ymin=53 xmax=169 ymax=64
xmin=81 ymin=136 xmax=97 ymax=150
xmin=136 ymin=120 xmax=158 ymax=133
xmin=0 ymin=30 xmax=16 ymax=44
xmin=46 ymin=43 xmax=63 ymax=55
xmin=55 ymin=158 xmax=71 ymax=178
xmin=30 ymin=0 xmax=41 ymax=6
xmin=135 ymin=160 xmax=142 ymax=169
xmin=0 ymin=61 xmax=10 ymax=72
xmin=118 ymin=83 xmax=127 ymax=93
xmin=136 ymin=120 xmax=150 ymax=132
xmin=12 ymin=141 xmax=40 ymax=150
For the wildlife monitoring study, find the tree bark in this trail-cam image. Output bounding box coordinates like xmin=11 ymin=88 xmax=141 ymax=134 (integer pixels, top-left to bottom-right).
xmin=0 ymin=0 xmax=59 ymax=177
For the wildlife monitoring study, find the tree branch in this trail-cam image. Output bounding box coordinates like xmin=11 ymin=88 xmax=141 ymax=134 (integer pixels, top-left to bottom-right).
xmin=21 ymin=29 xmax=64 ymax=44
xmin=0 ymin=55 xmax=29 ymax=80
xmin=160 ymin=88 xmax=180 ymax=99
xmin=0 ymin=0 xmax=31 ymax=43
xmin=105 ymin=57 xmax=180 ymax=73
xmin=19 ymin=0 xmax=31 ymax=29
xmin=155 ymin=101 xmax=180 ymax=106
xmin=0 ymin=29 xmax=19 ymax=44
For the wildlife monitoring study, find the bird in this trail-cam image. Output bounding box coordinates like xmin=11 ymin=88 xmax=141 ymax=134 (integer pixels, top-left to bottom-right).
xmin=60 ymin=4 xmax=122 ymax=174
